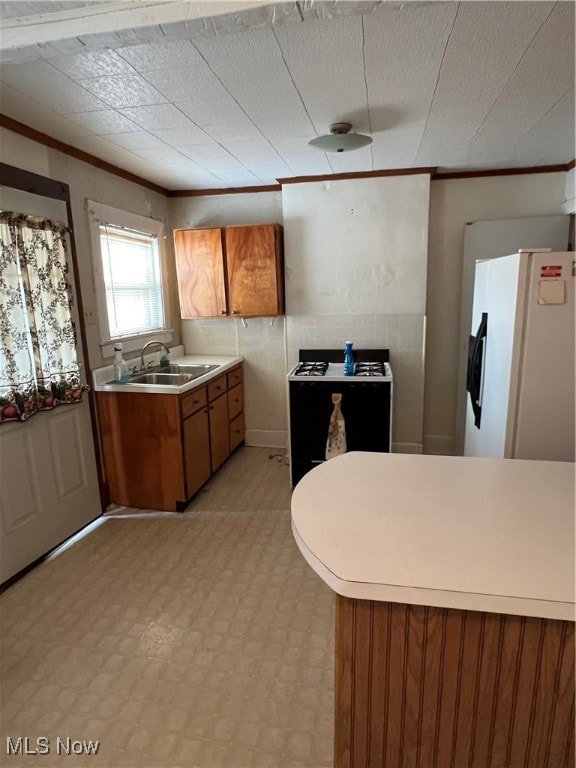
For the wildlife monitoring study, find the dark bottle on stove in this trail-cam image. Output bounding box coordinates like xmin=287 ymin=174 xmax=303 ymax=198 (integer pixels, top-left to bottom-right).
xmin=344 ymin=341 xmax=355 ymax=376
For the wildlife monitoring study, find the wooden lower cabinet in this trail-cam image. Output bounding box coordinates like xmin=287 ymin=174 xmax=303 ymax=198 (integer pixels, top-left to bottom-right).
xmin=209 ymin=392 xmax=230 ymax=472
xmin=97 ymin=363 xmax=245 ymax=511
xmin=335 ymin=596 xmax=575 ymax=768
xmin=183 ymin=406 xmax=210 ymax=498
xmin=229 ymin=412 xmax=245 ymax=452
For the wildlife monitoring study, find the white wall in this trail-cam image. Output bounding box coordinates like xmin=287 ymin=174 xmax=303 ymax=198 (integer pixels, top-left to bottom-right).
xmin=283 ymin=176 xmax=429 ymax=315
xmin=425 ymin=172 xmax=568 ymax=455
xmin=283 ymin=175 xmax=431 ymax=453
xmin=172 ymin=178 xmax=430 ymax=452
xmin=170 ymin=191 xmax=287 ymax=448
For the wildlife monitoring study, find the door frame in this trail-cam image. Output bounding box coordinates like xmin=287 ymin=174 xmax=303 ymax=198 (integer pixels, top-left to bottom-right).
xmin=1 ymin=161 xmax=107 ymax=509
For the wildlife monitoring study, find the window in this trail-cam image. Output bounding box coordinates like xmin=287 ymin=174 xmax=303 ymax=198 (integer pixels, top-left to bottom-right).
xmin=88 ymin=201 xmax=172 ymax=355
xmin=100 ymin=225 xmax=163 ymax=337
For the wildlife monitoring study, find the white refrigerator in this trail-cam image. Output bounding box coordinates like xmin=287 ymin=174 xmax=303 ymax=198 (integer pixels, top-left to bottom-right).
xmin=464 ymin=250 xmax=575 ymax=461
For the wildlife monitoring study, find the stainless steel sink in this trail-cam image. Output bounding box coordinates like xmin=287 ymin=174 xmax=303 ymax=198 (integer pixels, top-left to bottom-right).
xmin=129 ymin=373 xmax=192 ymax=385
xmin=127 ymin=364 xmax=220 ymax=387
xmin=159 ymin=364 xmax=219 ymax=376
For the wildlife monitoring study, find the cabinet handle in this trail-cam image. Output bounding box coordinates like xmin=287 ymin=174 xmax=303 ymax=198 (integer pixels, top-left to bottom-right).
xmin=221 ymin=310 xmax=226 ymax=315
xmin=231 ymin=309 xmax=239 ymax=314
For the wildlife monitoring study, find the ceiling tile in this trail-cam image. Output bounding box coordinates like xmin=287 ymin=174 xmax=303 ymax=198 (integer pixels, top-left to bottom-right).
xmin=178 ymin=143 xmax=247 ymax=171
xmin=141 ymin=67 xmax=229 ymax=102
xmin=460 ymin=3 xmax=575 ymax=164
xmin=32 ymin=113 xmax=94 ymax=138
xmin=1 ymin=60 xmax=108 ymax=112
xmin=176 ymin=98 xmax=248 ymax=126
xmin=150 ymin=125 xmax=214 ymax=147
xmin=64 ymin=134 xmax=133 ymax=164
xmin=69 ymin=109 xmax=139 ymax=134
xmin=102 ymin=131 xmax=166 ymax=150
xmin=224 ymin=140 xmax=293 ymax=176
xmin=0 ymin=83 xmax=58 ymax=120
xmin=116 ymin=40 xmax=202 ymax=72
xmin=46 ymin=50 xmax=136 ymax=79
xmin=510 ymin=88 xmax=575 ymax=167
xmin=203 ymin=121 xmax=263 ymax=143
xmin=193 ymin=27 xmax=310 ymax=121
xmin=78 ymin=73 xmax=168 ymax=109
xmin=213 ymin=171 xmax=261 ymax=185
xmin=415 ymin=2 xmax=556 ymax=166
xmin=0 ymin=1 xmax=573 ymax=188
xmin=274 ymin=15 xmax=369 ymax=134
xmin=278 ymin=152 xmax=332 ymax=175
xmin=118 ymin=104 xmax=193 ymax=130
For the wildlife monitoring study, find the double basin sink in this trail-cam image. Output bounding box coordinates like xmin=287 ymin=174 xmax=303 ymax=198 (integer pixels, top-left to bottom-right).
xmin=123 ymin=363 xmax=220 ymax=387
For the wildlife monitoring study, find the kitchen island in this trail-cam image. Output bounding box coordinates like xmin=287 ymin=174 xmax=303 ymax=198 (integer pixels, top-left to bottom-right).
xmin=291 ymin=452 xmax=575 ymax=768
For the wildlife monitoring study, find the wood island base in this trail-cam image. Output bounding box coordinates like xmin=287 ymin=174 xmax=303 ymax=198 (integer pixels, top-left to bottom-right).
xmin=335 ymin=596 xmax=575 ymax=768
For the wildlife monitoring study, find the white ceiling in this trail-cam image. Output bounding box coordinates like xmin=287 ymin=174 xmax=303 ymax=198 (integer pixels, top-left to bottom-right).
xmin=0 ymin=1 xmax=574 ymax=191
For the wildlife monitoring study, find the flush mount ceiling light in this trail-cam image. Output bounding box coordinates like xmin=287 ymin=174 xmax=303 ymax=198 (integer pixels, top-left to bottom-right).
xmin=308 ymin=123 xmax=373 ymax=153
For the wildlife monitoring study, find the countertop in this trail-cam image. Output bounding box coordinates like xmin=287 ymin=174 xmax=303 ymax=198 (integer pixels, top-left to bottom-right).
xmin=291 ymin=452 xmax=575 ymax=620
xmin=92 ymin=345 xmax=243 ymax=395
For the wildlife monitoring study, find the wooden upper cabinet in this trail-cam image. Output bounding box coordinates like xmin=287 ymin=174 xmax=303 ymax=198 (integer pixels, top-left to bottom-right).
xmin=174 ymin=228 xmax=226 ymax=318
xmin=225 ymin=224 xmax=284 ymax=317
xmin=174 ymin=224 xmax=284 ymax=318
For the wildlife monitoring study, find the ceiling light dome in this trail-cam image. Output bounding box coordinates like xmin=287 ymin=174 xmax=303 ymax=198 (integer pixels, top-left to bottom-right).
xmin=308 ymin=123 xmax=372 ymax=153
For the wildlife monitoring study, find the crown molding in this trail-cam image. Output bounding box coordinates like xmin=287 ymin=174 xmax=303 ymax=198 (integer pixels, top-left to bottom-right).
xmin=2 ymin=113 xmax=574 ymax=197
xmin=432 ymin=163 xmax=573 ymax=180
xmin=0 ymin=114 xmax=169 ymax=196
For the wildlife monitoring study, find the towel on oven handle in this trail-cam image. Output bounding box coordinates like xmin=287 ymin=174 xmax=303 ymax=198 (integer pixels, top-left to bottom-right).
xmin=326 ymin=393 xmax=347 ymax=460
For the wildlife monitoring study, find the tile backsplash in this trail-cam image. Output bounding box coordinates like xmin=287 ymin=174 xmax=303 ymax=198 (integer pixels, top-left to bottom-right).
xmin=182 ymin=313 xmax=425 ymax=451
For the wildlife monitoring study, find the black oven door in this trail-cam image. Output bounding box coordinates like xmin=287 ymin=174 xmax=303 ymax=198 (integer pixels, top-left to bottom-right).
xmin=289 ymin=380 xmax=391 ymax=486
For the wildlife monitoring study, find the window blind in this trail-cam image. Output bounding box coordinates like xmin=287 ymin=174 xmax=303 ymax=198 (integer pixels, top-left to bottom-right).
xmin=99 ymin=224 xmax=164 ymax=338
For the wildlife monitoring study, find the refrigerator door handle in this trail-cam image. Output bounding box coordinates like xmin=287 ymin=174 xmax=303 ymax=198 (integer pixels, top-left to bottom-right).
xmin=468 ymin=312 xmax=488 ymax=429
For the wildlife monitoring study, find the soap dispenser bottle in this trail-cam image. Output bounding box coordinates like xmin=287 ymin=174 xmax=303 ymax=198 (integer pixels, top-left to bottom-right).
xmin=113 ymin=343 xmax=129 ymax=383
xmin=344 ymin=341 xmax=355 ymax=376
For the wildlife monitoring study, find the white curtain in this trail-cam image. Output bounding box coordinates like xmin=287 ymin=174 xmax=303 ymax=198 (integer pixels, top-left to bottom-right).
xmin=0 ymin=211 xmax=85 ymax=424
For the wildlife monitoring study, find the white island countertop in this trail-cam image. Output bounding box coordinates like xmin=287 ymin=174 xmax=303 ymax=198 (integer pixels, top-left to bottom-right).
xmin=291 ymin=452 xmax=575 ymax=621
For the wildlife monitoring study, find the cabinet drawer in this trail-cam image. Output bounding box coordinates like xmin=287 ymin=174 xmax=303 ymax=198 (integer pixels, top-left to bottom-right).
xmin=229 ymin=412 xmax=245 ymax=452
xmin=228 ymin=383 xmax=244 ymax=421
xmin=227 ymin=366 xmax=243 ymax=389
xmin=180 ymin=386 xmax=207 ymax=419
xmin=208 ymin=375 xmax=227 ymax=402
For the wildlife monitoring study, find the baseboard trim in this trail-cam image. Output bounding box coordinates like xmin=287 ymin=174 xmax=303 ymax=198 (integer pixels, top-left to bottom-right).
xmin=423 ymin=435 xmax=455 ymax=455
xmin=392 ymin=442 xmax=424 ymax=454
xmin=245 ymin=429 xmax=287 ymax=449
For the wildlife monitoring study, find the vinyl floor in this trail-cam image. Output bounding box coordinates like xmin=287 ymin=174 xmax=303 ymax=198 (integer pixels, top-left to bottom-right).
xmin=0 ymin=447 xmax=335 ymax=768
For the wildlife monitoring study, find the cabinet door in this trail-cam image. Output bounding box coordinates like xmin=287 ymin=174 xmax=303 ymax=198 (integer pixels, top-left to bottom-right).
xmin=174 ymin=228 xmax=226 ymax=318
xmin=224 ymin=224 xmax=284 ymax=316
xmin=209 ymin=393 xmax=230 ymax=471
xmin=183 ymin=407 xmax=211 ymax=498
xmin=228 ymin=383 xmax=244 ymax=421
xmin=229 ymin=412 xmax=245 ymax=452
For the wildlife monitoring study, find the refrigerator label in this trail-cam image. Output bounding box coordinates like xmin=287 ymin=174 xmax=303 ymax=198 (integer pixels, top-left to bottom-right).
xmin=540 ymin=265 xmax=562 ymax=277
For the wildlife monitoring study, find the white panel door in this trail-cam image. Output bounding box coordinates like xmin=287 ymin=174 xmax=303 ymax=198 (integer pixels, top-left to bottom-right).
xmin=0 ymin=188 xmax=101 ymax=584
xmin=455 ymin=215 xmax=570 ymax=454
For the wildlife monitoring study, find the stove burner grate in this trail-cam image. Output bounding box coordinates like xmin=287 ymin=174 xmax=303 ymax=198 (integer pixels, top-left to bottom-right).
xmin=355 ymin=362 xmax=386 ymax=377
xmin=294 ymin=362 xmax=329 ymax=377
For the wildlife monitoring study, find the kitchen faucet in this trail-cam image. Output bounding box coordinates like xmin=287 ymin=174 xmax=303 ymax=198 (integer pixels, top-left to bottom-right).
xmin=140 ymin=341 xmax=170 ymax=371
